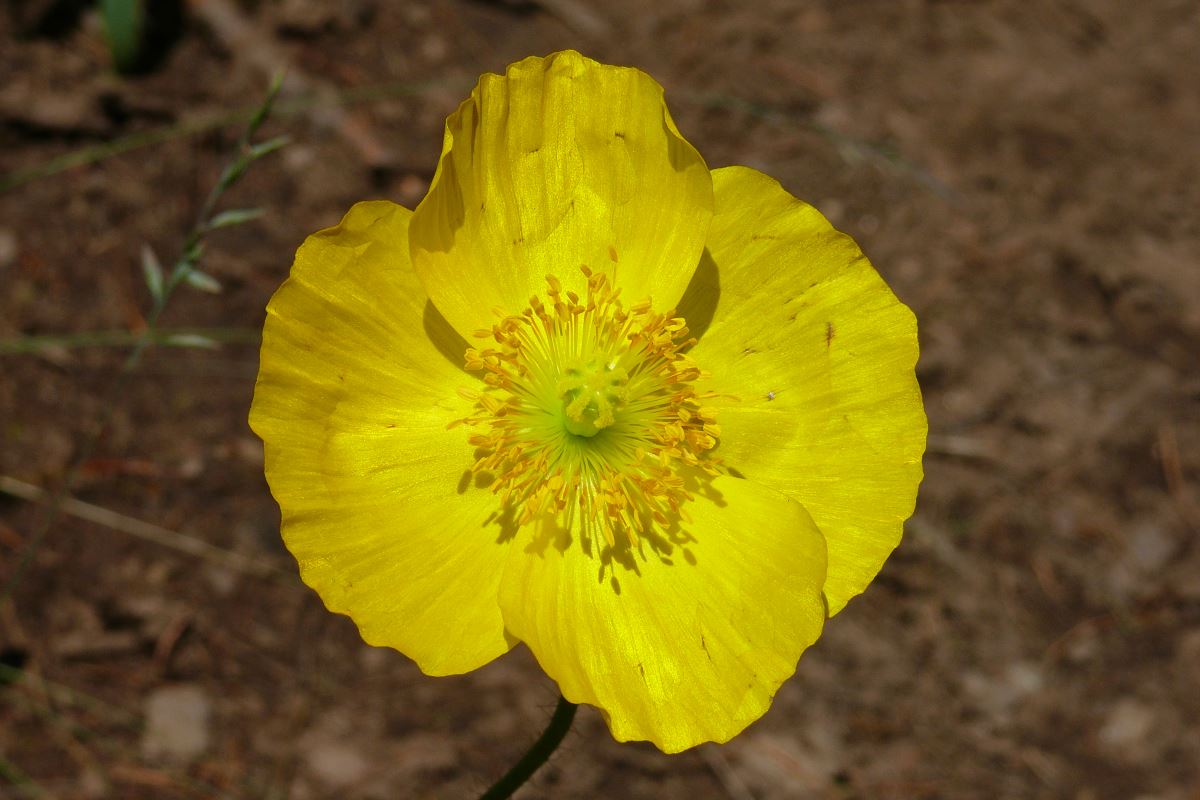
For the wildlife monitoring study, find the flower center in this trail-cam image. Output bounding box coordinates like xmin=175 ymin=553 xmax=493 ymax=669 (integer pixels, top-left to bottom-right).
xmin=558 ymin=358 xmax=628 ymax=437
xmin=454 ymin=266 xmax=722 ymax=549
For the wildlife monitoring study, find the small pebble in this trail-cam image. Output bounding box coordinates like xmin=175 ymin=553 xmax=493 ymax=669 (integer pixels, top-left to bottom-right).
xmin=1097 ymin=698 xmax=1154 ymax=751
xmin=141 ymin=684 xmax=212 ymax=763
xmin=0 ymin=228 xmax=17 ymax=270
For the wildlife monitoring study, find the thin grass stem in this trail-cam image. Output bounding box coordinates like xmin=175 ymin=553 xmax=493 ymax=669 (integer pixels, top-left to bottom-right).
xmin=0 ymin=327 xmax=260 ymax=355
xmin=1 ymin=77 xmax=286 ymax=605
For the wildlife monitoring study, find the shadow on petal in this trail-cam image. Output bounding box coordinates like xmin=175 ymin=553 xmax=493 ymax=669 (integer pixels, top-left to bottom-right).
xmin=422 ymin=298 xmax=471 ymax=373
xmin=677 ymin=247 xmax=719 ymax=344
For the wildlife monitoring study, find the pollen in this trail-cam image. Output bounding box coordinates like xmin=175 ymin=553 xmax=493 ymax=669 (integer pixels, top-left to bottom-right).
xmin=455 ymin=266 xmax=721 ymax=549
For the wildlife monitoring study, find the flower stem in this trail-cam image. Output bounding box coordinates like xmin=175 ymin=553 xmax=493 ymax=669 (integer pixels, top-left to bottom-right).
xmin=479 ymin=695 xmax=577 ymax=800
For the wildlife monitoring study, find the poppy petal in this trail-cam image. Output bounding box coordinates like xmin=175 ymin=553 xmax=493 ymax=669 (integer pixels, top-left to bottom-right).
xmin=250 ymin=200 xmax=515 ymax=675
xmin=410 ymin=50 xmax=713 ymax=337
xmin=684 ymin=166 xmax=927 ymax=615
xmin=498 ymin=473 xmax=827 ymax=752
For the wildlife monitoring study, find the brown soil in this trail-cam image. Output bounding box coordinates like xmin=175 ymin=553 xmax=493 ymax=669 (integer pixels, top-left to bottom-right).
xmin=2 ymin=1 xmax=1198 ymax=798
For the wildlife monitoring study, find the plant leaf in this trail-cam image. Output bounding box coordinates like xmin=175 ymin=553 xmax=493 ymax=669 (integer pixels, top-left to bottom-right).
xmin=183 ymin=270 xmax=222 ymax=294
xmin=140 ymin=243 xmax=163 ymax=302
xmin=249 ymin=135 xmax=291 ymax=161
xmin=207 ymin=208 xmax=265 ymax=230
xmin=162 ymin=333 xmax=220 ymax=350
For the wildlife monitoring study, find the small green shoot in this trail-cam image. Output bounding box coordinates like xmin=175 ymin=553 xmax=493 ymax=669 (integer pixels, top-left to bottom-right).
xmin=100 ymin=0 xmax=145 ymax=74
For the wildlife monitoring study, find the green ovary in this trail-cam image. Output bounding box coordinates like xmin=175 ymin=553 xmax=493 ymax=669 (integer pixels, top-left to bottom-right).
xmin=557 ymin=359 xmax=630 ymax=438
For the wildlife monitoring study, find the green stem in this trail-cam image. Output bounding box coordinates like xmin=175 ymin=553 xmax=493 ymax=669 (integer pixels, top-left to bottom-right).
xmin=479 ymin=695 xmax=577 ymax=800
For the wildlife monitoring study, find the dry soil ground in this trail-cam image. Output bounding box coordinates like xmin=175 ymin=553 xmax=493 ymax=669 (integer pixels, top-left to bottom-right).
xmin=1 ymin=1 xmax=1198 ymax=798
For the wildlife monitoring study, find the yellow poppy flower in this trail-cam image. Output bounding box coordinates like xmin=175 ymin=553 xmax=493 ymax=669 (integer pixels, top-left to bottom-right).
xmin=250 ymin=50 xmax=926 ymax=753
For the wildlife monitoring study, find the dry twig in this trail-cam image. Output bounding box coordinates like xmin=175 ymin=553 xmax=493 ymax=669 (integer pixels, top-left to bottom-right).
xmin=0 ymin=476 xmax=281 ymax=578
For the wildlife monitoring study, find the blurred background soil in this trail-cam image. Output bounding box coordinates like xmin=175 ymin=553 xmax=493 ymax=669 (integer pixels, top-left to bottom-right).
xmin=1 ymin=1 xmax=1198 ymax=798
